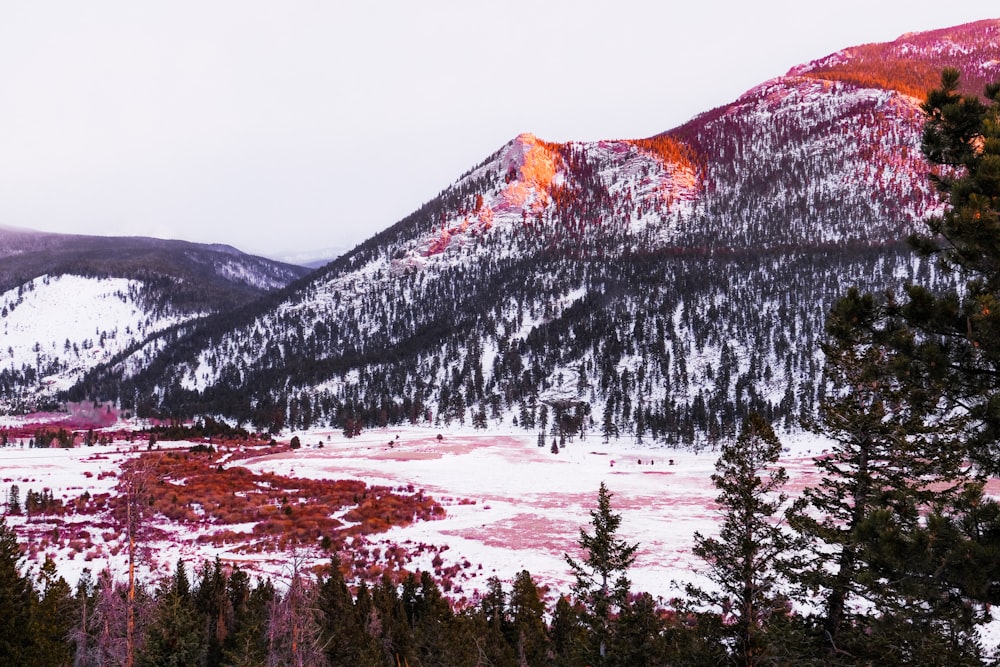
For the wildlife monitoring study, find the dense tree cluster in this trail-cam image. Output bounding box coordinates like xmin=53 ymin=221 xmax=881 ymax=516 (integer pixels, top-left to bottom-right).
xmin=0 ymin=493 xmax=733 ymax=667
xmin=803 ymin=20 xmax=1000 ymax=101
xmin=68 ymin=241 xmax=949 ymax=443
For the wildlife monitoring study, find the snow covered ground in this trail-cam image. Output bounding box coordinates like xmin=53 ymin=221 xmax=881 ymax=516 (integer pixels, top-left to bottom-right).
xmin=0 ymin=423 xmax=831 ymax=602
xmin=3 ymin=421 xmax=999 ymax=652
xmin=0 ymin=274 xmax=194 ymax=406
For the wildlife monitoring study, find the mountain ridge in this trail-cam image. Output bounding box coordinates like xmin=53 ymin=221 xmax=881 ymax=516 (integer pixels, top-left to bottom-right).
xmin=0 ymin=226 xmax=312 ymax=411
xmin=44 ymin=20 xmax=1000 ymax=442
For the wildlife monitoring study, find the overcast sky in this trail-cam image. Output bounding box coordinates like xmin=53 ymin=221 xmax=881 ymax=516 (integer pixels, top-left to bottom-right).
xmin=0 ymin=2 xmax=997 ymax=261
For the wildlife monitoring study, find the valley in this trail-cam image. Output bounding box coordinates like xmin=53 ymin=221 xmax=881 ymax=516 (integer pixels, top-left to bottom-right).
xmin=0 ymin=414 xmax=831 ymax=603
xmin=3 ymin=17 xmax=1000 ymax=664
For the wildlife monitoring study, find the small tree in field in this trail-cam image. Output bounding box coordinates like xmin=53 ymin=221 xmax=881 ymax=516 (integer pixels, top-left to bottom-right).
xmin=7 ymin=485 xmax=20 ymax=515
xmin=565 ymin=482 xmax=638 ymax=663
xmin=688 ymin=413 xmax=800 ymax=666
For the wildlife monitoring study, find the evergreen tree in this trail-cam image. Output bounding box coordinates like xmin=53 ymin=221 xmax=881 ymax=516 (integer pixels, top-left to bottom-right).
xmin=789 ymin=288 xmax=981 ymax=659
xmin=350 ymin=582 xmax=386 ymax=666
xmin=223 ymin=575 xmax=273 ymax=667
xmin=194 ymin=557 xmax=233 ymax=667
xmin=607 ymin=592 xmax=669 ymax=667
xmin=26 ymin=557 xmax=74 ymax=667
xmin=7 ymin=484 xmax=20 ymax=515
xmin=70 ymin=569 xmax=97 ymax=667
xmin=401 ymin=570 xmax=475 ymax=665
xmin=0 ymin=518 xmax=34 ymax=664
xmin=549 ymin=596 xmax=586 ymax=666
xmin=902 ymin=68 xmax=1000 ymax=470
xmin=364 ymin=575 xmax=413 ymax=664
xmin=564 ymin=482 xmax=638 ymax=664
xmin=140 ymin=560 xmax=205 ymax=667
xmin=781 ymin=69 xmax=1000 ymax=661
xmin=688 ymin=413 xmax=799 ymax=666
xmin=507 ymin=570 xmax=550 ymax=666
xmin=317 ymin=556 xmax=370 ymax=666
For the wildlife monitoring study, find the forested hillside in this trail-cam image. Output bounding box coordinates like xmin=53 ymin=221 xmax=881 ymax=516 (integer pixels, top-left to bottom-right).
xmin=0 ymin=227 xmax=310 ymax=411
xmin=63 ymin=21 xmax=1000 ymax=444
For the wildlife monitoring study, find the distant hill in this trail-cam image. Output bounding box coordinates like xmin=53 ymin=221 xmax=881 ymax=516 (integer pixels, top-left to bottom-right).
xmin=0 ymin=226 xmax=311 ymax=411
xmin=0 ymin=226 xmax=311 ymax=312
xmin=264 ymin=246 xmax=349 ymax=269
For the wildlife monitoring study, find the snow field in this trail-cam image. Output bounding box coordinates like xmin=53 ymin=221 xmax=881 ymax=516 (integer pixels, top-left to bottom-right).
xmin=0 ymin=427 xmax=833 ymax=600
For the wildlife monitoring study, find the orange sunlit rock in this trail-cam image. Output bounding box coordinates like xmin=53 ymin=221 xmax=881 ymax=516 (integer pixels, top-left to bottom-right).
xmin=498 ymin=133 xmax=560 ymax=213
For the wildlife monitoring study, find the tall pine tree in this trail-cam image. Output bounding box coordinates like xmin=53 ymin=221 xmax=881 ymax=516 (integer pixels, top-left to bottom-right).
xmin=688 ymin=413 xmax=800 ymax=666
xmin=902 ymin=68 xmax=1000 ymax=470
xmin=0 ymin=518 xmax=35 ymax=664
xmin=565 ymin=482 xmax=638 ymax=664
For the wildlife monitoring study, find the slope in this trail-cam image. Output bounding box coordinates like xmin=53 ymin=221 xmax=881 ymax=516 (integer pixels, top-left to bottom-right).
xmin=0 ymin=226 xmax=312 ymax=411
xmin=66 ymin=20 xmax=1000 ymax=444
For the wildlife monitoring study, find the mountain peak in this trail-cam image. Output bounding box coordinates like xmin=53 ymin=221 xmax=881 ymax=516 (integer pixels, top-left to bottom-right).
xmin=498 ymin=133 xmax=562 ymax=213
xmin=33 ymin=19 xmax=1000 ymax=446
xmin=788 ymin=18 xmax=1000 ymax=99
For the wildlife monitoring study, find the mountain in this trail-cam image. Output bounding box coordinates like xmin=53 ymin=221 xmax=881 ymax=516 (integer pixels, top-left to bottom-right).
xmin=63 ymin=20 xmax=1000 ymax=443
xmin=0 ymin=226 xmax=311 ymax=411
xmin=266 ymin=245 xmax=349 ymax=268
xmin=0 ymin=226 xmax=310 ymax=305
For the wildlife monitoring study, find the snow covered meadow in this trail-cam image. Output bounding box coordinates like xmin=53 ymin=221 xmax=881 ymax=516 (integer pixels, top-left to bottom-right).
xmin=0 ymin=419 xmax=833 ymax=605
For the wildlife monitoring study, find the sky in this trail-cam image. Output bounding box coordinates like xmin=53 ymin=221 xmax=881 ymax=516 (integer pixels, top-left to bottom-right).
xmin=0 ymin=2 xmax=997 ymax=262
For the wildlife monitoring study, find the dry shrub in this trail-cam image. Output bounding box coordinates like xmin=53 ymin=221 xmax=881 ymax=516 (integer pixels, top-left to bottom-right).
xmin=109 ymin=447 xmax=443 ymax=553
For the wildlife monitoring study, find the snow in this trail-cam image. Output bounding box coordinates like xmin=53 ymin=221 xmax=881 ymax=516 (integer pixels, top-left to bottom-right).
xmin=0 ymin=425 xmax=831 ymax=603
xmin=3 ymin=423 xmax=999 ymax=653
xmin=0 ymin=274 xmax=193 ymax=405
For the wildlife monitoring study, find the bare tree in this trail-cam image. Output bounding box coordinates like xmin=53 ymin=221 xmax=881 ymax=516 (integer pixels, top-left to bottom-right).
xmin=117 ymin=453 xmax=154 ymax=667
xmin=267 ymin=555 xmax=327 ymax=667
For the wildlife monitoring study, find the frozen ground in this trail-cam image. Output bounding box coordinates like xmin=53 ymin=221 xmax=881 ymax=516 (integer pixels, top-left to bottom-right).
xmin=0 ymin=423 xmax=834 ymax=604
xmin=4 ymin=421 xmax=1000 ymax=655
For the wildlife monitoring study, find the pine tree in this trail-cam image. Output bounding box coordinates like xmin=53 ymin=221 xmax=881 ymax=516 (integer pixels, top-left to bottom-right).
xmin=549 ymin=596 xmax=586 ymax=666
xmin=194 ymin=558 xmax=233 ymax=667
xmin=902 ymin=68 xmax=1000 ymax=470
xmin=507 ymin=570 xmax=550 ymax=666
xmin=7 ymin=484 xmax=20 ymax=515
xmin=368 ymin=574 xmax=412 ymax=665
xmin=785 ymin=68 xmax=1000 ymax=660
xmin=403 ymin=570 xmax=474 ymax=665
xmin=688 ymin=413 xmax=799 ymax=666
xmin=788 ymin=288 xmax=979 ymax=659
xmin=0 ymin=518 xmax=34 ymax=664
xmin=27 ymin=558 xmax=74 ymax=667
xmin=70 ymin=569 xmax=96 ymax=667
xmin=564 ymin=482 xmax=638 ymax=664
xmin=140 ymin=560 xmax=206 ymax=667
xmin=317 ymin=555 xmax=370 ymax=666
xmin=223 ymin=575 xmax=273 ymax=667
xmin=608 ymin=592 xmax=669 ymax=667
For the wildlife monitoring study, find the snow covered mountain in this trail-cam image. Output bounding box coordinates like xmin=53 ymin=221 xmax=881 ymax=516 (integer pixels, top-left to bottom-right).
xmin=0 ymin=226 xmax=310 ymax=411
xmin=63 ymin=20 xmax=1000 ymax=443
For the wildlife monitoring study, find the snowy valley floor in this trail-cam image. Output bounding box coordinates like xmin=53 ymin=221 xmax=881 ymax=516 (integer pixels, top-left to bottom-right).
xmin=5 ymin=420 xmax=1000 ymax=653
xmin=0 ymin=423 xmax=839 ymax=603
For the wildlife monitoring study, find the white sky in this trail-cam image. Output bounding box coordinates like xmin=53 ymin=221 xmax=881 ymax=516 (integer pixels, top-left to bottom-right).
xmin=0 ymin=2 xmax=997 ymax=260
